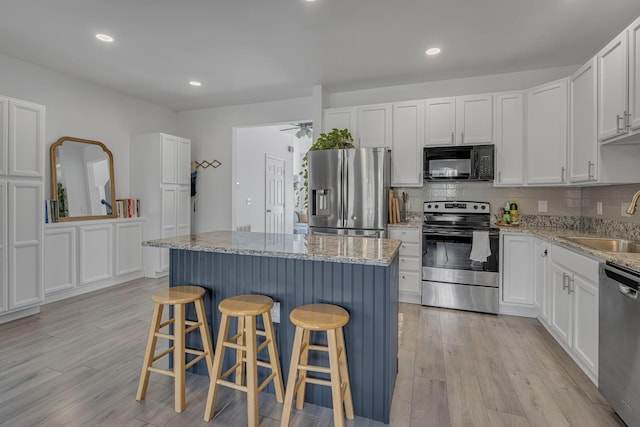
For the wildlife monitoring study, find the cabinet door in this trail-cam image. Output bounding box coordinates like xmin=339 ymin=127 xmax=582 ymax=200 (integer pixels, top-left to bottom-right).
xmin=572 ymin=274 xmax=598 ymax=376
xmin=177 ymin=138 xmax=191 ymax=185
xmin=0 ymin=181 xmax=6 ymax=313
xmin=569 ymin=58 xmax=598 ymax=183
xmin=494 ymin=93 xmax=524 ymax=185
xmin=399 ymin=271 xmax=421 ymax=295
xmin=533 ymin=239 xmax=549 ymax=321
xmin=391 ymin=101 xmax=424 ymax=187
xmin=8 ymin=100 xmax=44 ymax=178
xmin=8 ymin=181 xmax=43 ymax=308
xmin=630 ymin=16 xmax=640 ymax=131
xmin=597 ymin=31 xmax=629 ymax=141
xmin=456 ymin=95 xmax=492 ymax=144
xmin=161 ymin=134 xmax=178 ymax=184
xmin=323 ymin=108 xmax=357 ymax=137
xmin=0 ymin=98 xmax=7 ymax=176
xmin=116 ymin=222 xmax=143 ymax=276
xmin=44 ymin=227 xmax=76 ymax=294
xmin=357 ymin=104 xmax=391 ymax=148
xmin=526 ymin=79 xmax=568 ymax=184
xmin=177 ymin=185 xmax=191 ymax=237
xmin=502 ymin=235 xmax=533 ymax=305
xmin=425 ymin=98 xmax=455 ymax=146
xmin=550 ymin=262 xmax=572 ymax=346
xmin=78 ymin=224 xmax=113 ymax=285
xmin=160 ymin=187 xmax=177 ymax=271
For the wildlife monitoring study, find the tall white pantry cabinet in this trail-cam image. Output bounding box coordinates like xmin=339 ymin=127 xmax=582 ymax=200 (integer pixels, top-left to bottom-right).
xmin=0 ymin=96 xmax=45 ymax=323
xmin=131 ymin=133 xmax=191 ymax=278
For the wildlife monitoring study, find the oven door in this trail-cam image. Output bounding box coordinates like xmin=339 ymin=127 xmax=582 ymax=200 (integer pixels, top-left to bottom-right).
xmin=422 ymin=228 xmax=499 ymax=287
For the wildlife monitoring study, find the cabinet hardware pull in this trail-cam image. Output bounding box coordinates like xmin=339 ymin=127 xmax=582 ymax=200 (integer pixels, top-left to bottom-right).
xmin=451 ymin=131 xmax=455 ymax=144
xmin=562 ymin=273 xmax=569 ymax=290
xmin=541 ymin=249 xmax=548 ymax=257
xmin=461 ymin=131 xmax=465 ymax=144
xmin=625 ymin=111 xmax=632 ymax=129
xmin=568 ymin=277 xmax=574 ymax=294
xmin=498 ymin=171 xmax=501 ymax=183
xmin=617 ymin=114 xmax=624 ymax=133
xmin=588 ymin=161 xmax=595 ymax=179
xmin=561 ymin=166 xmax=566 ymax=182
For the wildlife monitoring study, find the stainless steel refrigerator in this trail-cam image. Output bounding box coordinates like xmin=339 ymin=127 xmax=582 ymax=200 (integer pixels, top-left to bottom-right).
xmin=308 ymin=148 xmax=390 ymax=237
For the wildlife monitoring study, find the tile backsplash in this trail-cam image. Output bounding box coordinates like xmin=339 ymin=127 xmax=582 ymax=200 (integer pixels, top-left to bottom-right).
xmin=393 ymin=182 xmax=640 ymax=224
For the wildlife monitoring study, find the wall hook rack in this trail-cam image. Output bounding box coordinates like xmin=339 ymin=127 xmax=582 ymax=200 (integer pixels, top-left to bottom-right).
xmin=192 ymin=159 xmax=222 ymax=170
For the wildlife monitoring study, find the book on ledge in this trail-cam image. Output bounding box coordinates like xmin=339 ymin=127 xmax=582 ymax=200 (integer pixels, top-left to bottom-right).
xmin=115 ymin=198 xmax=140 ymax=218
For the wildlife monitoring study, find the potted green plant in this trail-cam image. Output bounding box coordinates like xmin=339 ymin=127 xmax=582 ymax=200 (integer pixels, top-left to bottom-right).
xmin=299 ymin=128 xmax=355 ymax=210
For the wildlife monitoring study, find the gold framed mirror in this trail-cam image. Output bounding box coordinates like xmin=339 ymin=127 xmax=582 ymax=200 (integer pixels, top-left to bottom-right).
xmin=50 ymin=136 xmax=116 ymax=221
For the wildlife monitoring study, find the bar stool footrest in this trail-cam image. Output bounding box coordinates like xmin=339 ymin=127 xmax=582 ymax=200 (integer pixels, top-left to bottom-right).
xmin=216 ymin=378 xmax=248 ymax=392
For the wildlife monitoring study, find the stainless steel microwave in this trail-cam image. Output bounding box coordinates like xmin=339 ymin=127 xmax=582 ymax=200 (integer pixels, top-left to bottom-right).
xmin=423 ymin=145 xmax=494 ymax=181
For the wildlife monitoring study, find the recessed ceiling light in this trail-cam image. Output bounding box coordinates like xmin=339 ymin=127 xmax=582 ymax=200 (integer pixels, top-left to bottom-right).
xmin=305 ymin=0 xmax=317 ymax=2
xmin=189 ymin=81 xmax=202 ymax=87
xmin=96 ymin=33 xmax=114 ymax=43
xmin=425 ymin=47 xmax=441 ymax=56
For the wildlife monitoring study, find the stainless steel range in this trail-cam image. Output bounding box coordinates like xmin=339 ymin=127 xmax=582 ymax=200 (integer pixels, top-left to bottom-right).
xmin=421 ymin=201 xmax=500 ymax=314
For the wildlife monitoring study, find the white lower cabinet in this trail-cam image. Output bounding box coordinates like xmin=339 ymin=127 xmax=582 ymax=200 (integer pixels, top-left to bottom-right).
xmin=548 ymin=244 xmax=599 ymax=382
xmin=500 ymin=232 xmax=600 ymax=384
xmin=44 ymin=218 xmax=144 ymax=302
xmin=389 ymin=227 xmax=422 ymax=304
xmin=501 ymin=234 xmax=534 ymax=307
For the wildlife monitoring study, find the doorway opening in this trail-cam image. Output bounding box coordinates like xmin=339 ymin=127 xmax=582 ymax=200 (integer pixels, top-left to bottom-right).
xmin=232 ymin=122 xmax=313 ymax=234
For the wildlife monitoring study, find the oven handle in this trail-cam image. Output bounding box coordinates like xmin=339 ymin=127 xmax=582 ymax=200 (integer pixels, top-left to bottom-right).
xmin=422 ymin=229 xmax=499 ymax=238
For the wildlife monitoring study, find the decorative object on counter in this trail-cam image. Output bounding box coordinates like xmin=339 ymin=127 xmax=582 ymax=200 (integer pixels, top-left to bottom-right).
xmin=388 ymin=190 xmax=401 ymax=224
xmin=509 ymin=199 xmax=519 ymax=223
xmin=191 ymin=159 xmax=222 ymax=169
xmin=502 ymin=202 xmax=512 ymax=223
xmin=50 ymin=136 xmax=116 ymax=221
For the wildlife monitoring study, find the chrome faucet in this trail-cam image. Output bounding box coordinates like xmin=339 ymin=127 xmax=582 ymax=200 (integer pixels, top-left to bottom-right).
xmin=627 ymin=191 xmax=640 ymax=215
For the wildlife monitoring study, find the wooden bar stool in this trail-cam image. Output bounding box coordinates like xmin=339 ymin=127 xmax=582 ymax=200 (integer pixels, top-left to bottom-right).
xmin=204 ymin=294 xmax=285 ymax=426
xmin=281 ymin=304 xmax=354 ymax=427
xmin=136 ymin=285 xmax=214 ymax=412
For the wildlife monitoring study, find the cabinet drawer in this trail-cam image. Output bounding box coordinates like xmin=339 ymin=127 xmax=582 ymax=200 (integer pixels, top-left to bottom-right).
xmin=399 ymin=256 xmax=421 ymax=272
xmin=399 ymin=271 xmax=421 ymax=294
xmin=399 ymin=242 xmax=421 ymax=257
xmin=551 ymin=244 xmax=600 ymax=282
xmin=389 ymin=227 xmax=421 ymax=243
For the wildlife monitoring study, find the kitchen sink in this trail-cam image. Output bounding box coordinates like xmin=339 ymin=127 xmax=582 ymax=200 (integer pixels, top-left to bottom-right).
xmin=562 ymin=236 xmax=640 ymax=253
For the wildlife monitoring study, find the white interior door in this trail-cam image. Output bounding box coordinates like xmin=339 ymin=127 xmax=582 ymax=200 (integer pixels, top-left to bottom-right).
xmin=265 ymin=155 xmax=285 ymax=234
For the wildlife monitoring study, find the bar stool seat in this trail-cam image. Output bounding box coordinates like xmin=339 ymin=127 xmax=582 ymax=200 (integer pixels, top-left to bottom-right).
xmin=281 ymin=304 xmax=354 ymax=427
xmin=204 ymin=294 xmax=285 ymax=426
xmin=136 ymin=285 xmax=214 ymax=412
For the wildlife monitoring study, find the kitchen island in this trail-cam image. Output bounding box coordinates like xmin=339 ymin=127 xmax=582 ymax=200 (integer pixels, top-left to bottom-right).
xmin=143 ymin=231 xmax=401 ymax=423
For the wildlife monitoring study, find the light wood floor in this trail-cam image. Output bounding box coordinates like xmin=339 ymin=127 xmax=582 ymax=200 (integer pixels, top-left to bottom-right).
xmin=0 ymin=277 xmax=624 ymax=427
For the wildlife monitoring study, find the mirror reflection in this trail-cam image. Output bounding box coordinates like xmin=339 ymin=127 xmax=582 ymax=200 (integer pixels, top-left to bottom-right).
xmin=50 ymin=137 xmax=116 ymax=221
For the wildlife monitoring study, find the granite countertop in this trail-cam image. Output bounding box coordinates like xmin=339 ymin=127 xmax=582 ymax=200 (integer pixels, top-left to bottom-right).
xmin=496 ymin=224 xmax=640 ymax=272
xmin=143 ymin=231 xmax=402 ymax=266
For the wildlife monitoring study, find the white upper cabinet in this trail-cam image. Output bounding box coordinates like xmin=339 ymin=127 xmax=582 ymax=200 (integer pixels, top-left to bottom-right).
xmin=8 ymin=99 xmax=44 ymax=178
xmin=161 ymin=134 xmax=178 ymax=184
xmin=630 ymin=16 xmax=640 ymax=131
xmin=323 ymin=107 xmax=357 ymax=137
xmin=569 ymin=58 xmax=598 ymax=183
xmin=494 ymin=93 xmax=524 ymax=186
xmin=598 ymin=31 xmax=629 ymax=141
xmin=526 ymin=79 xmax=568 ymax=184
xmin=425 ymin=95 xmax=492 ymax=146
xmin=456 ymin=95 xmax=493 ymax=144
xmin=425 ymin=97 xmax=456 ymax=146
xmin=356 ymin=104 xmax=392 ymax=148
xmin=0 ymin=98 xmax=7 ymax=176
xmin=177 ymin=137 xmax=191 ymax=184
xmin=391 ymin=101 xmax=424 ymax=187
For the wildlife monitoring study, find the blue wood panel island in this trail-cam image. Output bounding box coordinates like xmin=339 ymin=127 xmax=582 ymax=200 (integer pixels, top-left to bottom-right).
xmin=143 ymin=231 xmax=401 ymax=423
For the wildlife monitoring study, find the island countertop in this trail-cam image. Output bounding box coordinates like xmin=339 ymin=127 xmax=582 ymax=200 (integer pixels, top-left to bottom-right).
xmin=143 ymin=231 xmax=401 ymax=266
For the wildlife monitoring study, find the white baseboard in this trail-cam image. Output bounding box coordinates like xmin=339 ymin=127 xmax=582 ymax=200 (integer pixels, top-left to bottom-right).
xmin=399 ymin=292 xmax=422 ymax=304
xmin=498 ymin=303 xmax=538 ymax=317
xmin=0 ymin=306 xmax=40 ymax=325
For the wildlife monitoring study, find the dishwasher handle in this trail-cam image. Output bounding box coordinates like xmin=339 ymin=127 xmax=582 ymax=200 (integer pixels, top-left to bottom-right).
xmin=619 ymin=284 xmax=638 ymax=300
xmin=603 ymin=263 xmax=640 ymax=291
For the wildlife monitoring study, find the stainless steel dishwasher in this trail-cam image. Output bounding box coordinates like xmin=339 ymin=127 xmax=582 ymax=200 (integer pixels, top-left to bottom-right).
xmin=599 ymin=262 xmax=640 ymax=426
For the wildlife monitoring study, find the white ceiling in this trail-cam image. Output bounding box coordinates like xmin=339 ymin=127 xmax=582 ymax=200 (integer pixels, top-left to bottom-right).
xmin=2 ymin=0 xmax=640 ymax=111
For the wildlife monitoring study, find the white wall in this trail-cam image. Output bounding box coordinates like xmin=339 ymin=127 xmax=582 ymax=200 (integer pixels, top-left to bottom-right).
xmin=0 ymin=52 xmax=178 ymax=199
xmin=234 ymin=126 xmax=295 ymax=232
xmin=177 ymin=97 xmax=313 ymax=232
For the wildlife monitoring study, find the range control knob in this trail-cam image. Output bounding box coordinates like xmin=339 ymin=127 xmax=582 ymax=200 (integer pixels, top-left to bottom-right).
xmin=473 ymin=205 xmax=478 ymax=210
xmin=481 ymin=205 xmax=486 ymax=210
xmin=434 ymin=204 xmax=439 ymax=209
xmin=427 ymin=204 xmax=432 ymax=209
